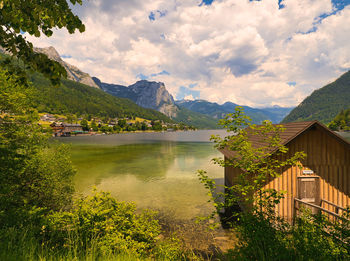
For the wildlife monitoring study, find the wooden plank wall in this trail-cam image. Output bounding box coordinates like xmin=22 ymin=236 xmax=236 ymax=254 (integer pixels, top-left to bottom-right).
xmin=225 ymin=125 xmax=350 ymax=221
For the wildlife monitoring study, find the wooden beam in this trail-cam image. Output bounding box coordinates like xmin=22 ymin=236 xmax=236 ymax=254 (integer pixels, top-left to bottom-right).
xmin=294 ymin=198 xmax=348 ymax=221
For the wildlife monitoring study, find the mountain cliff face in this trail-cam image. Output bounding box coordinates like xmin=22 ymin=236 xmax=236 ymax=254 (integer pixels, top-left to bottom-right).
xmin=128 ymin=80 xmax=178 ymax=118
xmin=34 ymin=46 xmax=99 ymax=89
xmin=282 ymin=70 xmax=350 ymax=124
xmin=93 ymin=78 xmax=178 ymax=118
xmin=176 ymin=100 xmax=293 ymax=124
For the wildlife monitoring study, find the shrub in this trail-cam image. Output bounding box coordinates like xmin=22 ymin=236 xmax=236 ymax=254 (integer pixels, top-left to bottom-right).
xmin=43 ymin=190 xmax=161 ymax=257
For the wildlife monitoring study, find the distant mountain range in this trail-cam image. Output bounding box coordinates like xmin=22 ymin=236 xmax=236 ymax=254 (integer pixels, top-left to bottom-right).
xmin=29 ymin=72 xmax=173 ymax=122
xmin=5 ymin=45 xmax=350 ymax=127
xmin=92 ymin=77 xmax=219 ymax=128
xmin=176 ymin=100 xmax=293 ymax=124
xmin=11 ymin=46 xmax=294 ymax=127
xmin=282 ymin=70 xmax=350 ymax=124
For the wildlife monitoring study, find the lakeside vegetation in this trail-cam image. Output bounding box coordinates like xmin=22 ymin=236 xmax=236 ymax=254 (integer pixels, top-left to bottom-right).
xmin=1 ymin=1 xmax=349 ymax=260
xmin=0 ymin=68 xmax=203 ymax=260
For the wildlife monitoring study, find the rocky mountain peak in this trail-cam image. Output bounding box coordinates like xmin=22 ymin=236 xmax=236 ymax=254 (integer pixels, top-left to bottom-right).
xmin=93 ymin=78 xmax=178 ymax=118
xmin=128 ymin=80 xmax=177 ymax=117
xmin=34 ymin=46 xmax=61 ymax=62
xmin=34 ymin=46 xmax=99 ymax=89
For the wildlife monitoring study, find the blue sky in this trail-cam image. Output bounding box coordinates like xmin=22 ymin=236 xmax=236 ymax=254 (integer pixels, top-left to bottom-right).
xmin=28 ymin=0 xmax=350 ymax=107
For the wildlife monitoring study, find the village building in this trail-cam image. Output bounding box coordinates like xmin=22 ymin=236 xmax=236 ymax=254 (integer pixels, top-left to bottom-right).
xmin=220 ymin=121 xmax=350 ymax=222
xmin=40 ymin=114 xmax=56 ymax=122
xmin=50 ymin=123 xmax=83 ymax=137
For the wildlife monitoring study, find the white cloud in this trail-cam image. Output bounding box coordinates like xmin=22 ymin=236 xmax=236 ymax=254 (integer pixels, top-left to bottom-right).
xmin=24 ymin=0 xmax=350 ymax=107
xmin=183 ymin=95 xmax=195 ymax=100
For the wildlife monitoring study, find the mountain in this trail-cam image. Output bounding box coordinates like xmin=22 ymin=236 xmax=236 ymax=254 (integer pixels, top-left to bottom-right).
xmin=176 ymin=100 xmax=293 ymax=124
xmin=93 ymin=77 xmax=219 ymax=128
xmin=93 ymin=78 xmax=178 ymax=118
xmin=28 ymin=72 xmax=172 ymax=122
xmin=282 ymin=70 xmax=350 ymax=124
xmin=34 ymin=46 xmax=99 ymax=89
xmin=258 ymin=106 xmax=295 ymax=123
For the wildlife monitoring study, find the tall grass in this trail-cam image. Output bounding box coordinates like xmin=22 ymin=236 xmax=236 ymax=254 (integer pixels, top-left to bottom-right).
xmin=0 ymin=227 xmax=152 ymax=261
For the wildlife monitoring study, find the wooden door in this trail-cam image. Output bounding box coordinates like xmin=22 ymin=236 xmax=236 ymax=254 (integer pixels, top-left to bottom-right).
xmin=297 ymin=176 xmax=320 ymax=214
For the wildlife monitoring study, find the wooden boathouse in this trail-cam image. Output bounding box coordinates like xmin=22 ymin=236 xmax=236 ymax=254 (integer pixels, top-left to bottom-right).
xmin=220 ymin=121 xmax=350 ymax=221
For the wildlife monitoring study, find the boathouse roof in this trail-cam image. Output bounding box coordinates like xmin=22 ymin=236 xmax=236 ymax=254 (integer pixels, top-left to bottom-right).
xmin=220 ymin=120 xmax=350 ymax=158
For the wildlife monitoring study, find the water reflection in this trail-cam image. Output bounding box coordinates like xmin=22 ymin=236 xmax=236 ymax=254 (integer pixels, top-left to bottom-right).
xmin=69 ymin=138 xmax=223 ymax=219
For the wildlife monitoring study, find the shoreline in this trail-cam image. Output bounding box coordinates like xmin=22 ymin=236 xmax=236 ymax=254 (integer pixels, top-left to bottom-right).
xmin=56 ymin=129 xmax=219 ymax=137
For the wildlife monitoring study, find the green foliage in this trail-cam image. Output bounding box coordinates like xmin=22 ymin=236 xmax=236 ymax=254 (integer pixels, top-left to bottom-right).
xmin=0 ymin=0 xmax=85 ymax=85
xmin=151 ymin=120 xmax=163 ymax=131
xmin=291 ymin=208 xmax=350 ymax=260
xmin=174 ymin=106 xmax=219 ymax=129
xmin=227 ymin=209 xmax=292 ymax=260
xmin=0 ymin=68 xmax=75 ymax=226
xmin=0 ymin=226 xmax=155 ymax=261
xmin=42 ymin=190 xmax=162 ymax=257
xmin=118 ymin=119 xmax=127 ymax=128
xmin=225 ymin=207 xmax=350 ymax=260
xmin=282 ymin=70 xmax=350 ymax=124
xmin=80 ymin=119 xmax=89 ymax=131
xmin=328 ymin=108 xmax=350 ymax=131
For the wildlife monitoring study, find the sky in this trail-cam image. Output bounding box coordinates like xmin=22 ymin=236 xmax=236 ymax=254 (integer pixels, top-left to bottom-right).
xmin=26 ymin=0 xmax=350 ymax=107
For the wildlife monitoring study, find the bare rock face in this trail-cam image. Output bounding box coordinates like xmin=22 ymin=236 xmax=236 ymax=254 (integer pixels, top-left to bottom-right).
xmin=93 ymin=78 xmax=179 ymax=118
xmin=128 ymin=80 xmax=178 ymax=118
xmin=34 ymin=46 xmax=99 ymax=88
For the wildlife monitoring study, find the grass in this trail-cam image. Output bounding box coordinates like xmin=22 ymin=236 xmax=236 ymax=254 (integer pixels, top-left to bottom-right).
xmin=0 ymin=227 xmax=153 ymax=261
xmin=0 ymin=211 xmax=237 ymax=261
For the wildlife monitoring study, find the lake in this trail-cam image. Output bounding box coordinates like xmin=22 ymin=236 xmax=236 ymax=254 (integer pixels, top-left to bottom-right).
xmin=58 ymin=130 xmax=227 ymax=220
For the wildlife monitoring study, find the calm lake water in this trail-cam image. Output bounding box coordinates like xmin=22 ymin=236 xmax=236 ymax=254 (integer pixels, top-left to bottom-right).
xmin=58 ymin=130 xmax=227 ymax=219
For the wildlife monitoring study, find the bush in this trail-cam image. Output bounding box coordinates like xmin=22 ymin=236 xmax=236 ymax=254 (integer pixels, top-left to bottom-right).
xmin=225 ymin=207 xmax=350 ymax=261
xmin=43 ymin=190 xmax=162 ymax=257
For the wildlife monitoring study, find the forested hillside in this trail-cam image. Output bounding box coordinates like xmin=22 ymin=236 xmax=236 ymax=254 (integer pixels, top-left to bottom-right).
xmin=282 ymin=70 xmax=350 ymax=124
xmin=174 ymin=106 xmax=219 ymax=129
xmin=29 ymin=73 xmax=173 ymax=122
xmin=328 ymin=108 xmax=350 ymax=131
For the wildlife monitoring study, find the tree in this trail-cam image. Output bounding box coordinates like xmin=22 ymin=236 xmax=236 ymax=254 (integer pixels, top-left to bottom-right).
xmin=0 ymin=0 xmax=85 ymax=85
xmin=90 ymin=120 xmax=98 ymax=132
xmin=141 ymin=121 xmax=148 ymax=131
xmin=0 ymin=68 xmax=76 ymax=226
xmin=80 ymin=119 xmax=89 ymax=131
xmin=118 ymin=119 xmax=127 ymax=129
xmin=151 ymin=121 xmax=162 ymax=131
xmin=198 ymin=106 xmax=306 ymax=222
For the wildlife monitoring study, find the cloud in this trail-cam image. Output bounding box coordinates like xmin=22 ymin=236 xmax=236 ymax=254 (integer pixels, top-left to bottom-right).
xmin=25 ymin=0 xmax=350 ymax=107
xmin=176 ymin=86 xmax=201 ymax=100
